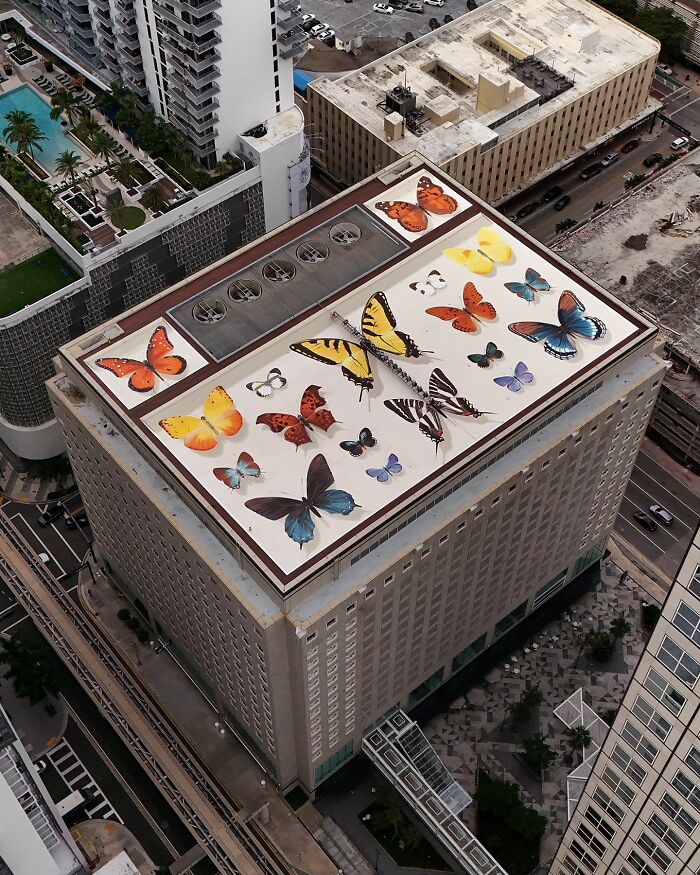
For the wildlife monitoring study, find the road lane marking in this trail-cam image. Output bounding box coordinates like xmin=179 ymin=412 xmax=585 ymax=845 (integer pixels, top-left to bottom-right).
xmin=49 ymin=522 xmax=81 ymax=563
xmin=2 ymin=613 xmax=30 ymax=632
xmin=7 ymin=513 xmax=66 ymax=576
xmin=670 ymin=95 xmax=700 ymax=117
xmin=623 ymin=485 xmax=681 ymax=543
xmin=615 ymin=510 xmax=662 ymax=552
xmin=632 ymin=458 xmax=700 ymax=516
xmin=48 ymin=737 xmax=121 ymax=823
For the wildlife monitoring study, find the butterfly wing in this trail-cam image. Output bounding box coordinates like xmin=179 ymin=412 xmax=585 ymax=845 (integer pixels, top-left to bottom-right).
xmin=425 ymin=306 xmax=477 ymax=333
xmin=290 ymin=339 xmax=373 ymax=390
xmin=305 ymin=453 xmax=335 ymax=505
xmin=443 ymin=247 xmax=494 ymax=275
xmin=246 ymin=379 xmax=273 ymax=397
xmin=267 ymin=367 xmax=287 ymax=390
xmin=416 ymin=176 xmax=458 ymax=216
xmin=213 ymin=466 xmax=242 ymax=490
xmin=362 ymin=292 xmax=420 ymax=358
xmin=245 ymin=496 xmax=314 ymax=547
xmin=300 ymin=385 xmax=336 ymax=431
xmin=477 ymin=227 xmax=512 ymax=264
xmin=314 ymin=490 xmax=358 ymax=515
xmin=204 ymin=387 xmax=243 ymax=437
xmin=384 ymin=398 xmax=426 ymax=425
xmin=375 ymin=199 xmax=428 ymax=233
xmin=508 ymin=320 xmax=566 ymax=359
xmin=463 ymin=282 xmax=497 ymax=321
xmin=366 ymin=467 xmax=389 ymax=483
xmin=467 ymin=353 xmax=489 ymax=368
xmin=359 ymin=427 xmax=376 ymax=449
xmin=525 ymin=268 xmax=550 ymax=293
xmin=418 ymin=407 xmax=445 ymax=445
xmin=514 ymin=361 xmax=534 ymax=384
xmin=340 ymin=439 xmax=363 ymax=456
xmin=504 ymin=281 xmax=535 ymax=303
xmin=494 ymin=374 xmax=520 ymax=392
xmin=236 ymin=451 xmax=261 ymax=478
xmin=485 ymin=341 xmax=504 ymax=361
xmin=159 ymin=415 xmax=218 ymax=451
xmin=256 ymin=413 xmax=310 ymax=447
xmin=558 ymin=290 xmax=607 ymax=341
xmin=428 ymin=270 xmax=447 ymax=290
xmin=430 ymin=367 xmax=478 ymax=416
xmin=385 ymin=453 xmax=402 ymax=475
xmin=147 ymin=325 xmax=187 ymax=377
xmin=96 ymin=357 xmax=155 ymax=393
xmin=410 ymin=280 xmax=437 ymax=297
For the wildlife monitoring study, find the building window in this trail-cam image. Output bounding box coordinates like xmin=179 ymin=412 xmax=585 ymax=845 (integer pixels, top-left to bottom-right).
xmin=569 ymin=839 xmax=598 ymax=872
xmin=627 ymin=850 xmax=659 ymax=875
xmin=684 ymin=746 xmax=700 ymax=778
xmin=688 ymin=565 xmax=700 ymax=598
xmin=636 ymin=833 xmax=672 ymax=871
xmin=584 ymin=805 xmax=616 ymax=841
xmin=673 ymin=601 xmax=700 ymax=645
xmin=659 ymin=792 xmax=697 ymax=835
xmin=494 ymin=600 xmax=528 ymax=638
xmin=647 ymin=813 xmax=685 ymax=854
xmin=611 ymin=744 xmax=647 ymax=785
xmin=620 ymin=722 xmax=658 ymax=764
xmin=575 ymin=823 xmax=606 ymax=857
xmin=591 ymin=787 xmax=624 ymax=824
xmin=657 ymin=636 xmax=700 ymax=687
xmin=533 ymin=570 xmax=568 ymax=609
xmin=631 ymin=696 xmax=671 ymax=740
xmin=643 ymin=668 xmax=685 ymax=715
xmin=452 ymin=634 xmax=487 ymax=672
xmin=313 ymin=741 xmax=354 ymax=785
xmin=671 ymin=770 xmax=700 ymax=813
xmin=601 ymin=766 xmax=636 ymax=805
xmin=408 ymin=667 xmax=444 ymax=709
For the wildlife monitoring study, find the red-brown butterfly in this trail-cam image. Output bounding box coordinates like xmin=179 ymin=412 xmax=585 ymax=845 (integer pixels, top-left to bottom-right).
xmin=96 ymin=325 xmax=187 ymax=392
xmin=256 ymin=385 xmax=337 ymax=448
xmin=425 ymin=282 xmax=497 ymax=333
xmin=374 ymin=175 xmax=458 ymax=233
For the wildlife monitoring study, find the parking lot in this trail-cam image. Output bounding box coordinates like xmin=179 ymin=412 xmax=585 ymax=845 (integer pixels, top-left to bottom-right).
xmin=299 ymin=0 xmax=482 ymax=44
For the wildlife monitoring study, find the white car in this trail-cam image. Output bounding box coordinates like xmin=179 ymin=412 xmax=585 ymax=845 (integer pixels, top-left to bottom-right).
xmin=302 ymin=13 xmax=314 ymax=22
xmin=671 ymin=136 xmax=690 ymax=151
xmin=600 ymin=153 xmax=618 ymax=167
xmin=373 ymin=3 xmax=394 ymax=12
xmin=309 ymin=23 xmax=325 ymax=35
xmin=425 ymin=0 xmax=444 ymax=5
xmin=656 ymin=63 xmax=673 ymax=76
xmin=649 ymin=504 xmax=674 ymax=525
xmin=317 ymin=28 xmax=335 ymax=41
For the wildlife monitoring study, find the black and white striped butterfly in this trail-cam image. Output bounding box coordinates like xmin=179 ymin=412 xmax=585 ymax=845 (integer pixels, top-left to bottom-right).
xmin=246 ymin=367 xmax=287 ymax=397
xmin=409 ymin=270 xmax=447 ymax=296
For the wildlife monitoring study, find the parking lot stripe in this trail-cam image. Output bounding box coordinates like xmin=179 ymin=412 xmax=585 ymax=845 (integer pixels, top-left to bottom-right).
xmin=8 ymin=513 xmax=66 ymax=576
xmin=633 ymin=466 xmax=699 ymax=516
xmin=49 ymin=521 xmax=82 ymax=563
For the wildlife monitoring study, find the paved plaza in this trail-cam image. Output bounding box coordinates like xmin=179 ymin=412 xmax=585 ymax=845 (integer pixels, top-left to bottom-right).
xmin=424 ymin=559 xmax=659 ymax=871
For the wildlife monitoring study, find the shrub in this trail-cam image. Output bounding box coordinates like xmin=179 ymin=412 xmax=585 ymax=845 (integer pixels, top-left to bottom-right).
xmin=585 ymin=629 xmax=614 ymax=661
xmin=136 ymin=628 xmax=150 ymax=644
xmin=642 ymin=603 xmax=661 ymax=630
xmin=521 ymin=733 xmax=557 ymax=774
xmin=126 ymin=617 xmax=140 ymax=631
xmin=117 ymin=608 xmax=131 ymax=622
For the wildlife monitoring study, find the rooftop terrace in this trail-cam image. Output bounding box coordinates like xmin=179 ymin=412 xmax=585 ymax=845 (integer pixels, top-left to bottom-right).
xmin=310 ymin=0 xmax=658 ymax=164
xmin=61 ymin=159 xmax=653 ymax=595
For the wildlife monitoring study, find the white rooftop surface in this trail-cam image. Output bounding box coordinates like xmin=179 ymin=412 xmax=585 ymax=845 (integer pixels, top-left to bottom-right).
xmin=311 ymin=0 xmax=657 ymax=164
xmin=0 ymin=775 xmax=60 ymax=875
xmin=94 ymin=851 xmax=140 ymax=875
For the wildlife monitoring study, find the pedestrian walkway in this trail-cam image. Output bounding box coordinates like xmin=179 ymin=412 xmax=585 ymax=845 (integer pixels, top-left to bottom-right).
xmin=74 ymin=820 xmax=157 ymax=875
xmin=0 ymin=654 xmax=67 ymax=759
xmin=49 ymin=738 xmax=122 ymax=822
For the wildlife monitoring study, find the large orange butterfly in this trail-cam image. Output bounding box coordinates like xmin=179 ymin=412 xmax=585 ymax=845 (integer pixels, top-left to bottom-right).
xmin=375 ymin=175 xmax=458 ymax=233
xmin=256 ymin=385 xmax=336 ymax=448
xmin=96 ymin=325 xmax=186 ymax=392
xmin=159 ymin=386 xmax=242 ymax=451
xmin=426 ymin=283 xmax=497 ymax=333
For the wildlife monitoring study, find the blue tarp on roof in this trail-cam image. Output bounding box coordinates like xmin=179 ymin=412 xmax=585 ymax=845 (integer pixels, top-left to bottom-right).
xmin=294 ymin=70 xmax=314 ymax=95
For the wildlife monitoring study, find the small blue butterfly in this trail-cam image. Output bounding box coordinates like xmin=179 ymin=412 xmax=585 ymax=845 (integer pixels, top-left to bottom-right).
xmin=366 ymin=454 xmax=402 ymax=483
xmin=504 ymin=268 xmax=550 ymax=302
xmin=509 ymin=291 xmax=606 ymax=359
xmin=213 ymin=452 xmax=261 ymax=490
xmin=494 ymin=362 xmax=534 ymax=393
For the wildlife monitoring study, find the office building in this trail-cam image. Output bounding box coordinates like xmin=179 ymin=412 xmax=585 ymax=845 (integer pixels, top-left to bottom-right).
xmin=50 ymin=156 xmax=663 ymax=795
xmin=0 ymin=704 xmax=85 ymax=875
xmin=550 ymin=522 xmax=700 ymax=875
xmin=308 ymin=0 xmax=659 ymax=202
xmin=636 ymin=0 xmax=700 ymax=67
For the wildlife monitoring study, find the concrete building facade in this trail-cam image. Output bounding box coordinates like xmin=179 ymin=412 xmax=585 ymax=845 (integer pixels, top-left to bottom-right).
xmin=308 ymin=0 xmax=660 ymax=202
xmin=50 ymin=158 xmax=663 ymax=795
xmin=550 ymin=523 xmax=700 ymax=875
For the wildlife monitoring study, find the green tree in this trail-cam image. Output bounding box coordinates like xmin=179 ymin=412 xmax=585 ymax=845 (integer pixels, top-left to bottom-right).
xmin=585 ymin=628 xmax=614 ymax=661
xmin=596 ymin=0 xmax=637 ymax=19
xmin=637 ymin=7 xmax=687 ymax=61
xmin=74 ymin=113 xmax=101 ymax=147
xmin=642 ymin=603 xmax=661 ymax=630
xmin=610 ymin=615 xmax=632 ymax=641
xmin=55 ymin=149 xmax=83 ymax=187
xmin=0 ymin=634 xmax=59 ymax=705
xmin=111 ymin=155 xmax=138 ymax=188
xmin=565 ymin=725 xmax=592 ymax=758
xmin=89 ymin=129 xmax=115 ymax=168
xmin=141 ymin=182 xmax=167 ymax=214
xmin=2 ymin=109 xmax=47 ymax=159
xmin=372 ymin=785 xmax=406 ymax=840
xmin=49 ymin=88 xmax=86 ymax=127
xmin=521 ymin=733 xmax=557 ymax=774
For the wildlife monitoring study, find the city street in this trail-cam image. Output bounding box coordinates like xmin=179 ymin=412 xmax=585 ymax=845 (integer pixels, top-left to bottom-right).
xmin=614 ymin=447 xmax=700 ymax=582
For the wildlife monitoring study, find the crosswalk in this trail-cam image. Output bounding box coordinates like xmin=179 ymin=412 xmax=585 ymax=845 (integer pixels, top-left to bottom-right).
xmin=47 ymin=739 xmax=122 ymax=823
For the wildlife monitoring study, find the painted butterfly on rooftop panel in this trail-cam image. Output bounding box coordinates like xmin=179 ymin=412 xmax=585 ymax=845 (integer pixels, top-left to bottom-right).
xmin=374 ymin=176 xmax=458 ymax=233
xmin=339 ymin=428 xmax=377 ymax=457
xmin=96 ymin=325 xmax=186 ymax=393
xmin=467 ymin=341 xmax=504 ymax=368
xmin=504 ymin=268 xmax=551 ymax=303
xmin=426 ymin=282 xmax=496 ymax=334
xmin=245 ymin=454 xmax=358 ymax=548
xmin=256 ymin=385 xmax=336 ymax=448
xmin=508 ymin=291 xmax=607 ymax=360
xmin=213 ymin=452 xmax=261 ymax=490
xmin=494 ymin=362 xmax=534 ymax=393
xmin=159 ymin=387 xmax=242 ymax=451
xmin=245 ymin=367 xmax=286 ymax=397
xmin=366 ymin=454 xmax=402 ymax=483
xmin=444 ymin=227 xmax=512 ymax=275
xmin=409 ymin=269 xmax=446 ymax=296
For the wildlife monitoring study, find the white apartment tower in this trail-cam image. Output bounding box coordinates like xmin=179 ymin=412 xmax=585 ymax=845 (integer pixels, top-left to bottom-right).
xmin=551 ymin=526 xmax=700 ymax=875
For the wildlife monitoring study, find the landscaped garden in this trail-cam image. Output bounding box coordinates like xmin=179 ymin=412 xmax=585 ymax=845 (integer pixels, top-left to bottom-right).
xmin=109 ymin=204 xmax=146 ymax=230
xmin=0 ymin=249 xmax=80 ymax=317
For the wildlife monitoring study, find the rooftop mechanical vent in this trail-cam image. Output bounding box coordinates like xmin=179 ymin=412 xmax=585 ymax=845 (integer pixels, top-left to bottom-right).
xmin=329 ymin=222 xmax=361 ymax=245
xmin=228 ymin=279 xmax=262 ymax=302
xmin=192 ymin=299 xmax=227 ymax=323
xmin=262 ymin=259 xmax=296 ymax=282
xmin=296 ymin=241 xmax=330 ymax=263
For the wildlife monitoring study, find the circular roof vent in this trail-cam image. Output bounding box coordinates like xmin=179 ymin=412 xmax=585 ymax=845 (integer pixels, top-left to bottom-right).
xmin=262 ymin=259 xmax=296 ymax=283
xmin=228 ymin=278 xmax=262 ymax=303
xmin=296 ymin=241 xmax=330 ymax=264
xmin=192 ymin=299 xmax=227 ymax=323
xmin=329 ymin=222 xmax=361 ymax=245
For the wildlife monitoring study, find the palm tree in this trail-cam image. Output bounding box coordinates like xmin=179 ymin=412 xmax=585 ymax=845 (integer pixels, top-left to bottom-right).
xmin=111 ymin=155 xmax=138 ymax=188
xmin=3 ymin=108 xmax=33 ymax=150
xmin=0 ymin=634 xmax=59 ymax=705
xmin=90 ymin=129 xmax=115 ymax=168
xmin=50 ymin=88 xmax=86 ymax=127
xmin=74 ymin=113 xmax=101 ymax=147
xmin=141 ymin=183 xmax=166 ymax=214
xmin=565 ymin=725 xmax=592 ymax=760
xmin=55 ymin=149 xmax=84 ymax=188
xmin=610 ymin=615 xmax=632 ymax=641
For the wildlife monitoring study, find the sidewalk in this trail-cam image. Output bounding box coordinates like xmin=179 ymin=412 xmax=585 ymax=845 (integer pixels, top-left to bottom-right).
xmin=79 ymin=571 xmax=338 ymax=875
xmin=74 ymin=819 xmax=157 ymax=875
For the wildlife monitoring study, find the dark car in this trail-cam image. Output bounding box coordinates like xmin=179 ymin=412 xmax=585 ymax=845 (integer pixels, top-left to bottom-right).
xmin=553 ymin=194 xmax=571 ymax=211
xmin=302 ymin=17 xmax=319 ymax=31
xmin=541 ymin=185 xmax=563 ymax=203
xmin=444 ymin=13 xmax=454 ymax=22
xmin=643 ymin=152 xmax=663 ymax=167
xmin=388 ymin=0 xmax=406 ymax=6
xmin=621 ymin=139 xmax=640 ymax=154
xmin=405 ymin=2 xmax=424 ymax=11
xmin=65 ymin=515 xmax=77 ymax=530
xmin=429 ymin=16 xmax=440 ymax=28
xmin=405 ymin=31 xmax=415 ymax=41
xmin=634 ymin=511 xmax=658 ymax=533
xmin=579 ymin=162 xmax=603 ymax=180
xmin=516 ymin=202 xmax=538 ymax=219
xmin=38 ymin=505 xmax=64 ymax=527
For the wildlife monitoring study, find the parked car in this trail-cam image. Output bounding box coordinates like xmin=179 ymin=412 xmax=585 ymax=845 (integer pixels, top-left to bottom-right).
xmin=429 ymin=16 xmax=440 ymax=28
xmin=405 ymin=31 xmax=416 ymax=41
xmin=579 ymin=163 xmax=603 ymax=180
xmin=671 ymin=136 xmax=690 ymax=151
xmin=405 ymin=2 xmax=424 ymax=11
xmin=323 ymin=32 xmax=336 ymax=46
xmin=643 ymin=152 xmax=663 ymax=167
xmin=649 ymin=504 xmax=674 ymax=525
xmin=34 ymin=759 xmax=48 ymax=773
xmin=317 ymin=28 xmax=335 ymax=43
xmin=516 ymin=202 xmax=538 ymax=219
xmin=633 ymin=511 xmax=658 ymax=533
xmin=656 ymin=63 xmax=673 ymax=76
xmin=425 ymin=0 xmax=444 ymax=5
xmin=541 ymin=185 xmax=563 ymax=202
xmin=75 ymin=512 xmax=89 ymax=526
xmin=65 ymin=514 xmax=77 ymax=530
xmin=600 ymin=153 xmax=619 ymax=167
xmin=37 ymin=552 xmax=50 ymax=564
xmin=388 ymin=0 xmax=407 ymax=6
xmin=444 ymin=13 xmax=454 ymax=22
xmin=553 ymin=194 xmax=570 ymax=211
xmin=309 ymin=23 xmax=325 ymax=36
xmin=38 ymin=505 xmax=63 ymax=527
xmin=621 ymin=139 xmax=640 ymax=154
xmin=373 ymin=2 xmax=394 ymax=11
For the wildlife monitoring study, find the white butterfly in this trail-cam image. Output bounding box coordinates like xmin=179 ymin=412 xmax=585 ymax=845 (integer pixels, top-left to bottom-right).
xmin=245 ymin=367 xmax=287 ymax=397
xmin=409 ymin=269 xmax=447 ymax=296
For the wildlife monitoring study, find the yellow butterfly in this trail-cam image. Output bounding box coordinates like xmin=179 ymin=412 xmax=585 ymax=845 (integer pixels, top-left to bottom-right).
xmin=159 ymin=386 xmax=243 ymax=452
xmin=290 ymin=338 xmax=374 ymax=391
xmin=444 ymin=226 xmax=512 ymax=275
xmin=361 ymin=292 xmax=420 ymax=358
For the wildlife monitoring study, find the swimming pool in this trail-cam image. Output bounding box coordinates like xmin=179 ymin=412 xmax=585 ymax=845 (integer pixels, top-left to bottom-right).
xmin=0 ymin=85 xmax=90 ymax=173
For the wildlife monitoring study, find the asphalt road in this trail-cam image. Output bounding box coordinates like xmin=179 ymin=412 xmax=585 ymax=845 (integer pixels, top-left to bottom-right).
xmin=614 ymin=448 xmax=700 ymax=581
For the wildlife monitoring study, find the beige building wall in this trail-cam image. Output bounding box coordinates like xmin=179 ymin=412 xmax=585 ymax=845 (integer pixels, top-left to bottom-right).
xmin=309 ymin=56 xmax=656 ymax=201
xmin=550 ymin=524 xmax=700 ymax=875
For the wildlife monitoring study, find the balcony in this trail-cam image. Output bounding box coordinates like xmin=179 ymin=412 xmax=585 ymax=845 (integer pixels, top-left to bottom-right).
xmin=172 ymin=0 xmax=220 ymax=15
xmin=278 ymin=27 xmax=306 ymax=59
xmin=278 ymin=0 xmax=299 ymax=10
xmin=168 ymin=72 xmax=219 ymax=103
xmin=279 ymin=11 xmax=304 ymax=30
xmin=155 ymin=4 xmax=221 ymax=36
xmin=166 ymin=43 xmax=221 ymax=73
xmin=168 ymin=90 xmax=219 ymax=118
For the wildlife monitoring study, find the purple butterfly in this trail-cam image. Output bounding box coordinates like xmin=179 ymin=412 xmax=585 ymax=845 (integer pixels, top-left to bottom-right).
xmin=366 ymin=454 xmax=402 ymax=483
xmin=494 ymin=362 xmax=534 ymax=393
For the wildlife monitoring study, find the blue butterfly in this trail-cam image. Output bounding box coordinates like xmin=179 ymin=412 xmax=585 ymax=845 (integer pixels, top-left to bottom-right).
xmin=245 ymin=454 xmax=357 ymax=548
xmin=213 ymin=452 xmax=261 ymax=490
xmin=509 ymin=291 xmax=606 ymax=359
xmin=366 ymin=454 xmax=402 ymax=482
xmin=494 ymin=361 xmax=534 ymax=393
xmin=504 ymin=267 xmax=550 ymax=302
